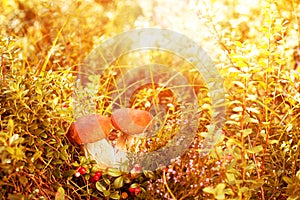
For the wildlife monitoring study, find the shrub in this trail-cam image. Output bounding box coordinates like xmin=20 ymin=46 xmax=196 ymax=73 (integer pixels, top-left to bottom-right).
xmin=0 ymin=37 xmax=76 ymax=199
xmin=1 ymin=0 xmax=300 ymax=199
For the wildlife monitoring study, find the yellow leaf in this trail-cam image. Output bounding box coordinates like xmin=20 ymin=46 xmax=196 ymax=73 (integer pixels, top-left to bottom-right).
xmin=247 ymin=145 xmax=263 ymax=154
xmin=232 ymin=107 xmax=243 ymax=112
xmin=234 ymin=41 xmax=243 ymax=48
xmin=55 ymin=187 xmax=65 ymax=200
xmin=236 ymin=60 xmax=248 ymax=68
xmin=232 ymin=81 xmax=246 ymax=89
xmin=226 ymin=173 xmax=236 ymax=185
xmin=241 ymin=129 xmax=252 ymax=138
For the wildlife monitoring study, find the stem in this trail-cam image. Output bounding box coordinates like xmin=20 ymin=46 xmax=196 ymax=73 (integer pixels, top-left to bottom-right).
xmin=261 ymin=14 xmax=272 ymax=175
xmin=163 ymin=170 xmax=177 ymax=200
xmin=240 ymin=78 xmax=246 ymax=184
xmin=247 ymin=135 xmax=265 ymax=200
xmin=37 ymin=16 xmax=69 ymax=77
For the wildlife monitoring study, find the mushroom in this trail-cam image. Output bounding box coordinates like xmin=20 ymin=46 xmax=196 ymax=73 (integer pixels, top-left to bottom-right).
xmin=111 ymin=108 xmax=153 ymax=135
xmin=67 ymin=114 xmax=113 ymax=145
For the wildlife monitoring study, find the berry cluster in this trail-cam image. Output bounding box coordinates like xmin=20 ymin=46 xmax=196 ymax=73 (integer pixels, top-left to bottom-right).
xmin=129 ymin=186 xmax=141 ymax=196
xmin=74 ymin=167 xmax=102 ymax=183
xmin=90 ymin=171 xmax=102 ymax=183
xmin=74 ymin=166 xmax=143 ymax=197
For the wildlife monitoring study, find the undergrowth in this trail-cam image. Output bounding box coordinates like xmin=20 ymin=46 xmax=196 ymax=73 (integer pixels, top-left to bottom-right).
xmin=0 ymin=0 xmax=300 ymax=199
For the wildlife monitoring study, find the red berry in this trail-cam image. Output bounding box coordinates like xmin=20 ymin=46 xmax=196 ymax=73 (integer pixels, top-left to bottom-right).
xmin=135 ymin=187 xmax=141 ymax=195
xmin=129 ymin=187 xmax=135 ymax=193
xmin=77 ymin=167 xmax=87 ymax=175
xmin=94 ymin=171 xmax=102 ymax=177
xmin=93 ymin=174 xmax=101 ymax=181
xmin=90 ymin=174 xmax=101 ymax=183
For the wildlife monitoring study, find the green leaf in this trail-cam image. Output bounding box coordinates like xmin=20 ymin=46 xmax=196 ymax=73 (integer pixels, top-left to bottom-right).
xmin=123 ymin=176 xmax=131 ymax=184
xmin=143 ymin=170 xmax=156 ymax=179
xmin=113 ymin=176 xmax=124 ymax=189
xmin=130 ymin=183 xmax=139 ymax=189
xmin=110 ymin=192 xmax=120 ymax=200
xmin=103 ymin=190 xmax=111 ymax=197
xmin=84 ymin=174 xmax=90 ymax=181
xmin=79 ymin=156 xmax=88 ymax=165
xmin=71 ymin=162 xmax=80 ymax=167
xmin=53 ymin=168 xmax=61 ymax=179
xmin=103 ymin=177 xmax=111 ymax=185
xmin=32 ymin=150 xmax=43 ymax=162
xmin=63 ymin=170 xmax=76 ymax=178
xmin=246 ymin=145 xmax=263 ymax=154
xmin=59 ymin=151 xmax=68 ymax=161
xmin=91 ymin=165 xmax=102 ymax=173
xmin=55 ymin=187 xmax=65 ymax=200
xmin=107 ymin=168 xmax=122 ymax=177
xmin=95 ymin=182 xmax=106 ymax=192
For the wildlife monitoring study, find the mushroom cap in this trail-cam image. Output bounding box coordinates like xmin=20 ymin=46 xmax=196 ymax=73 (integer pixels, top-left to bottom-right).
xmin=67 ymin=114 xmax=113 ymax=145
xmin=111 ymin=108 xmax=153 ymax=135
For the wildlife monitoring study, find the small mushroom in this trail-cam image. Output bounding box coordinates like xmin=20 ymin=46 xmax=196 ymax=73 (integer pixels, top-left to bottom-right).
xmin=67 ymin=114 xmax=113 ymax=145
xmin=111 ymin=108 xmax=153 ymax=135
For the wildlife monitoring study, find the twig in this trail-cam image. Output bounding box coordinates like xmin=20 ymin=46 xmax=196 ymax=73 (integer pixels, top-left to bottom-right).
xmin=163 ymin=170 xmax=177 ymax=200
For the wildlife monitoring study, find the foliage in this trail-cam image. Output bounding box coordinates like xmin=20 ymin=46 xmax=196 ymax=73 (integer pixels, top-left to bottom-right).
xmin=0 ymin=0 xmax=300 ymax=199
xmin=140 ymin=0 xmax=300 ymax=199
xmin=0 ymin=36 xmax=76 ymax=199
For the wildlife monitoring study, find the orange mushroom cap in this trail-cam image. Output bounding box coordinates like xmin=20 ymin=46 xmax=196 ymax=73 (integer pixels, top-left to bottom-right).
xmin=111 ymin=108 xmax=153 ymax=135
xmin=67 ymin=114 xmax=113 ymax=145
